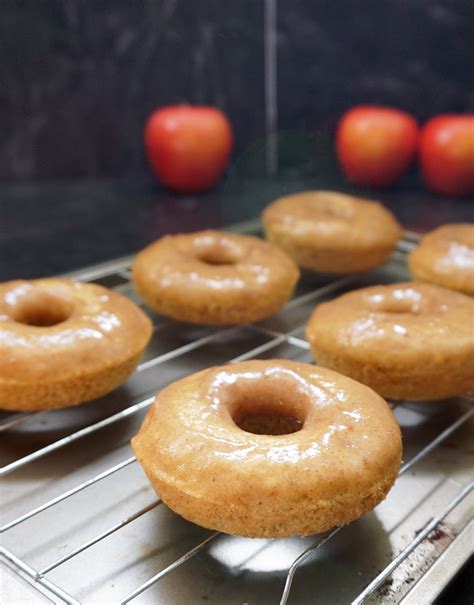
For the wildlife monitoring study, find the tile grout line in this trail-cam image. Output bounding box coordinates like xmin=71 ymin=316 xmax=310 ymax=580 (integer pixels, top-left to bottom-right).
xmin=264 ymin=0 xmax=278 ymax=176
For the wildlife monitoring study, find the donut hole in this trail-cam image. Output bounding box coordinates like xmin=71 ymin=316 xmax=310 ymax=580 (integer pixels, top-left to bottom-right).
xmin=378 ymin=301 xmax=417 ymax=314
xmin=197 ymin=248 xmax=238 ymax=266
xmin=9 ymin=290 xmax=74 ymax=327
xmin=216 ymin=368 xmax=311 ymax=436
xmin=234 ymin=409 xmax=303 ymax=435
xmin=192 ymin=235 xmax=243 ymax=267
xmin=311 ymin=195 xmax=354 ymax=220
xmin=316 ymin=204 xmax=353 ymax=220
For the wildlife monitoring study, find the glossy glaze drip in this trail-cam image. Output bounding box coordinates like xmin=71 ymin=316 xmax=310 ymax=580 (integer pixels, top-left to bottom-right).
xmin=306 ymin=281 xmax=474 ymax=400
xmin=409 ymin=224 xmax=474 ymax=297
xmin=365 ymin=286 xmax=424 ymax=314
xmin=178 ymin=363 xmax=374 ymax=466
xmin=437 ymin=241 xmax=474 ymax=271
xmin=0 ymin=278 xmax=152 ymax=381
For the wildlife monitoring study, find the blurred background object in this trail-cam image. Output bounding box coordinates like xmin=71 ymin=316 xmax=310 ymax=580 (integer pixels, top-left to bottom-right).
xmin=1 ymin=0 xmax=472 ymax=183
xmin=335 ymin=106 xmax=419 ymax=188
xmin=0 ymin=1 xmax=262 ymax=181
xmin=0 ymin=0 xmax=473 ymax=277
xmin=419 ymin=115 xmax=474 ymax=197
xmin=144 ymin=105 xmax=233 ymax=192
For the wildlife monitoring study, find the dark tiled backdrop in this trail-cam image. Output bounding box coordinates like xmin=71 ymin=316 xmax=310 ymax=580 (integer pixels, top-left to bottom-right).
xmin=0 ymin=0 xmax=472 ymax=182
xmin=276 ymin=0 xmax=474 ymax=177
xmin=278 ymin=0 xmax=474 ymax=133
xmin=0 ymin=0 xmax=265 ymax=180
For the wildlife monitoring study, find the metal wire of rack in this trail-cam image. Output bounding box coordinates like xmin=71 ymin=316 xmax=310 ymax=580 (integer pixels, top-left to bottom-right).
xmin=1 ymin=221 xmax=473 ymax=605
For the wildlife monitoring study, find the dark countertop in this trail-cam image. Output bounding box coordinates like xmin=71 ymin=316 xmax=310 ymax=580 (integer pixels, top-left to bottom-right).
xmin=1 ymin=175 xmax=473 ymax=279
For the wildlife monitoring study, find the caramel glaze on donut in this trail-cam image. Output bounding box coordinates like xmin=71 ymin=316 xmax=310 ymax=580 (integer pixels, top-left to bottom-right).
xmin=306 ymin=282 xmax=474 ymax=401
xmin=262 ymin=190 xmax=403 ymax=273
xmin=132 ymin=230 xmax=300 ymax=325
xmin=132 ymin=359 xmax=401 ymax=538
xmin=409 ymin=223 xmax=474 ymax=296
xmin=0 ymin=278 xmax=152 ymax=411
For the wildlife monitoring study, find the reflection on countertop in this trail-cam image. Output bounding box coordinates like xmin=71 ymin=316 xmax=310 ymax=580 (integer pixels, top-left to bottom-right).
xmin=1 ymin=175 xmax=473 ymax=280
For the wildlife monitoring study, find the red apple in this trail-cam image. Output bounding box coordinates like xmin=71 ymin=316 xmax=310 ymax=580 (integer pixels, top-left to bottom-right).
xmin=336 ymin=105 xmax=419 ymax=187
xmin=419 ymin=114 xmax=474 ymax=197
xmin=144 ymin=105 xmax=233 ymax=193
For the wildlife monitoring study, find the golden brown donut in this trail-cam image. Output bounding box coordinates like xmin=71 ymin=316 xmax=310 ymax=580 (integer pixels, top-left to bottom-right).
xmin=0 ymin=278 xmax=152 ymax=411
xmin=132 ymin=359 xmax=401 ymax=538
xmin=409 ymin=223 xmax=474 ymax=296
xmin=262 ymin=190 xmax=403 ymax=273
xmin=132 ymin=230 xmax=299 ymax=325
xmin=306 ymin=282 xmax=474 ymax=401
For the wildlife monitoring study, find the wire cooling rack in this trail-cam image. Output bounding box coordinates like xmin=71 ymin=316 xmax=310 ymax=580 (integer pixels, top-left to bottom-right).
xmin=1 ymin=219 xmax=473 ymax=605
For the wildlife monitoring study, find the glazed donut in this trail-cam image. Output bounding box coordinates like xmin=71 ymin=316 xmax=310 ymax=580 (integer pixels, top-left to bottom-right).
xmin=262 ymin=190 xmax=403 ymax=273
xmin=409 ymin=223 xmax=474 ymax=296
xmin=306 ymin=282 xmax=474 ymax=401
xmin=0 ymin=278 xmax=152 ymax=411
xmin=132 ymin=359 xmax=401 ymax=538
xmin=132 ymin=230 xmax=299 ymax=325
